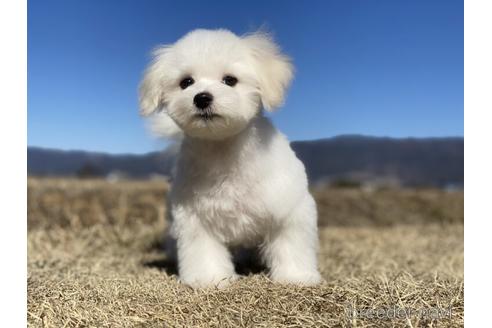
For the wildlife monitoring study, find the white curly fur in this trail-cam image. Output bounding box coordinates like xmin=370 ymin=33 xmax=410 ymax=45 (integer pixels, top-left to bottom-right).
xmin=140 ymin=29 xmax=321 ymax=288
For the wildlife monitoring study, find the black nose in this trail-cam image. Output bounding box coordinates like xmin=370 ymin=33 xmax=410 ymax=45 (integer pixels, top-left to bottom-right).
xmin=193 ymin=92 xmax=213 ymax=110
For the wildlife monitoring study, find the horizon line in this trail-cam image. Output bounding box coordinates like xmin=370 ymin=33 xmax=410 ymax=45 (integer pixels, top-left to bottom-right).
xmin=28 ymin=134 xmax=464 ymax=156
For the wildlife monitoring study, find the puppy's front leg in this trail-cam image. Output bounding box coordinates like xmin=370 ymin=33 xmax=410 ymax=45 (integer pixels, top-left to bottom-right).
xmin=262 ymin=195 xmax=322 ymax=286
xmin=175 ymin=216 xmax=236 ymax=289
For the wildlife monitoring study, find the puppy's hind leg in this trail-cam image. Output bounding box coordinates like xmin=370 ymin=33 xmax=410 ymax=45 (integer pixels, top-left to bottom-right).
xmin=261 ymin=194 xmax=322 ymax=286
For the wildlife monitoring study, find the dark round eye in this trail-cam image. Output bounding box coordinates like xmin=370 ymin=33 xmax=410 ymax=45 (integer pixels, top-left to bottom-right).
xmin=179 ymin=77 xmax=194 ymax=90
xmin=222 ymin=75 xmax=238 ymax=87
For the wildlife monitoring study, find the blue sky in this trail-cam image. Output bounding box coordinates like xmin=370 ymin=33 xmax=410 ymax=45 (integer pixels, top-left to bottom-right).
xmin=28 ymin=0 xmax=463 ymax=154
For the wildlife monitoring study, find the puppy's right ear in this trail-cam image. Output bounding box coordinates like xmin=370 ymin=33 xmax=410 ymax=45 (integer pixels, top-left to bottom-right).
xmin=242 ymin=32 xmax=294 ymax=111
xmin=139 ymin=46 xmax=172 ymax=116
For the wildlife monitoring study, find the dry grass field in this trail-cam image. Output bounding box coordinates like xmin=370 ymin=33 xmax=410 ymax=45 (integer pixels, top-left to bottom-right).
xmin=27 ymin=177 xmax=464 ymax=327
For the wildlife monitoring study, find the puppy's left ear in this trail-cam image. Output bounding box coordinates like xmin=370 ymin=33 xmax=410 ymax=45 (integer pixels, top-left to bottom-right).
xmin=139 ymin=46 xmax=172 ymax=116
xmin=243 ymin=32 xmax=294 ymax=111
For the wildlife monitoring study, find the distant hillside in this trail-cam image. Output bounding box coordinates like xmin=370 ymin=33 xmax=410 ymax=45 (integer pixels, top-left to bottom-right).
xmin=291 ymin=135 xmax=463 ymax=187
xmin=28 ymin=135 xmax=463 ymax=187
xmin=27 ymin=144 xmax=178 ymax=178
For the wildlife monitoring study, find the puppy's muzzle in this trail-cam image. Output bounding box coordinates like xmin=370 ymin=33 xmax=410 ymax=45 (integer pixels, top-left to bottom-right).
xmin=193 ymin=92 xmax=213 ymax=110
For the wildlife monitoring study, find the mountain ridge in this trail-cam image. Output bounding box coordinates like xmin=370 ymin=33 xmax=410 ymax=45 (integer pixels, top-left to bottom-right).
xmin=28 ymin=135 xmax=464 ymax=187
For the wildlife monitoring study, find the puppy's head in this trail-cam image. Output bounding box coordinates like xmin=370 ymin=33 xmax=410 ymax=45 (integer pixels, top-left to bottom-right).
xmin=139 ymin=29 xmax=293 ymax=140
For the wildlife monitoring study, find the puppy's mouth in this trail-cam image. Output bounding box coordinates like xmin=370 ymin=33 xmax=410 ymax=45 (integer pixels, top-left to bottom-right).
xmin=194 ymin=110 xmax=221 ymax=121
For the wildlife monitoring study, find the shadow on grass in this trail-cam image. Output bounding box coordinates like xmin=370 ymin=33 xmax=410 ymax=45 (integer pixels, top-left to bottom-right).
xmin=143 ymin=247 xmax=268 ymax=276
xmin=143 ymin=258 xmax=178 ymax=275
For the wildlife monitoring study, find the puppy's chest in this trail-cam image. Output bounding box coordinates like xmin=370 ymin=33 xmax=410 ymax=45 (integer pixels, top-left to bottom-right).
xmin=179 ymin=164 xmax=271 ymax=244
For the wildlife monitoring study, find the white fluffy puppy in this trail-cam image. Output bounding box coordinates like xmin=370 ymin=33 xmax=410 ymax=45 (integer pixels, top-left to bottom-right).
xmin=139 ymin=29 xmax=321 ymax=288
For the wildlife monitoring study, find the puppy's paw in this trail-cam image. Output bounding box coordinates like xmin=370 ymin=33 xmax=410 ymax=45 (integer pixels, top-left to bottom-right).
xmin=270 ymin=270 xmax=323 ymax=286
xmin=181 ymin=273 xmax=239 ymax=289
